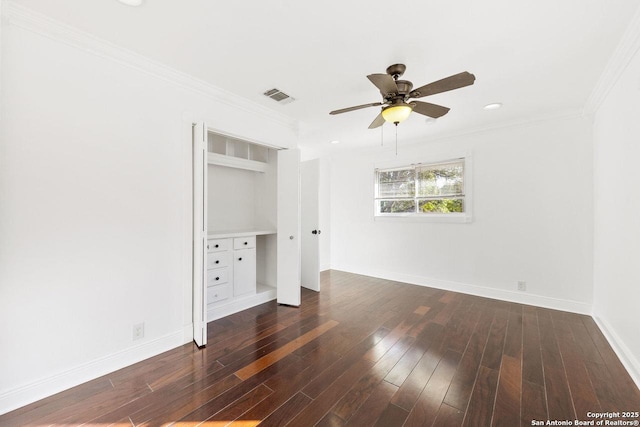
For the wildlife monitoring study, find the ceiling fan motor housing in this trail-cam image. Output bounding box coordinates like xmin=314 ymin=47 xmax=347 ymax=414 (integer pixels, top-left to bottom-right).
xmin=394 ymin=80 xmax=413 ymax=98
xmin=386 ymin=63 xmax=406 ymax=79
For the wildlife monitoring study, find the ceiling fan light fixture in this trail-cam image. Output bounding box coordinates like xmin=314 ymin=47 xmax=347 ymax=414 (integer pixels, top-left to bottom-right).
xmin=382 ymin=104 xmax=413 ymax=124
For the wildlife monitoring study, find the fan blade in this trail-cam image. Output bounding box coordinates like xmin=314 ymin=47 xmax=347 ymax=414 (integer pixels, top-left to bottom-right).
xmin=368 ymin=112 xmax=385 ymax=129
xmin=367 ymin=74 xmax=399 ymax=97
xmin=411 ymin=101 xmax=450 ymax=118
xmin=330 ymin=102 xmax=382 ymax=115
xmin=409 ymin=71 xmax=476 ymax=99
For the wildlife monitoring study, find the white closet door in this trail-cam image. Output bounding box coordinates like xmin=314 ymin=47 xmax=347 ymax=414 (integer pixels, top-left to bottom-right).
xmin=277 ymin=148 xmax=301 ymax=306
xmin=301 ymin=159 xmax=320 ymax=292
xmin=192 ymin=122 xmax=207 ymax=347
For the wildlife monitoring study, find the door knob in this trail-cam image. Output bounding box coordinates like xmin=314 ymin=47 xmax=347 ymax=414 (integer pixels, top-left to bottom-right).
xmin=312 ymin=230 xmax=317 ymax=235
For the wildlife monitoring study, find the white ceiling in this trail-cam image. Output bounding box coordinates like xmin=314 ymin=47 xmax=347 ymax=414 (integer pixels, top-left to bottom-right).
xmin=12 ymin=0 xmax=639 ymax=153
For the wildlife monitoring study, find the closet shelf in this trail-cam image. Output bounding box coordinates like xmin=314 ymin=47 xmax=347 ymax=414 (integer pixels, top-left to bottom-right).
xmin=207 ymin=152 xmax=268 ymax=173
xmin=208 ymin=229 xmax=276 ymax=239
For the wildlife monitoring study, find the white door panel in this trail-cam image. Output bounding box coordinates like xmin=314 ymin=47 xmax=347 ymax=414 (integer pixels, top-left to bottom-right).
xmin=277 ymin=149 xmax=301 ymax=306
xmin=192 ymin=122 xmax=207 ymax=347
xmin=301 ymin=159 xmax=320 ymax=292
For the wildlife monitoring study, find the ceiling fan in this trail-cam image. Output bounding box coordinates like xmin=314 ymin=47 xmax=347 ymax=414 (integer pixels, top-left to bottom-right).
xmin=329 ymin=64 xmax=476 ymax=128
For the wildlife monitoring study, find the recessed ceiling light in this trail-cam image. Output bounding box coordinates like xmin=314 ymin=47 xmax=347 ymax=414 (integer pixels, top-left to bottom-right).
xmin=484 ymin=103 xmax=502 ymax=110
xmin=330 ymin=140 xmax=340 ymax=144
xmin=118 ymin=0 xmax=143 ymax=6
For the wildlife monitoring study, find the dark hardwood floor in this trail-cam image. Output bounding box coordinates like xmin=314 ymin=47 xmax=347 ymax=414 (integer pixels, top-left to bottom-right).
xmin=2 ymin=270 xmax=639 ymax=426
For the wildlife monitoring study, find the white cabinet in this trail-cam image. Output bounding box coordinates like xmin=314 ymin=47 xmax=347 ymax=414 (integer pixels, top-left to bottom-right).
xmin=207 ymin=282 xmax=231 ymax=304
xmin=207 ymin=251 xmax=229 ymax=269
xmin=207 ymin=238 xmax=231 ymax=307
xmin=207 ymin=268 xmax=229 ymax=287
xmin=233 ymin=236 xmax=256 ymax=250
xmin=232 ymin=236 xmax=256 ymax=297
xmin=206 ymin=232 xmax=271 ymax=319
xmin=208 ymin=239 xmax=229 ymax=252
xmin=233 ymin=248 xmax=256 ymax=296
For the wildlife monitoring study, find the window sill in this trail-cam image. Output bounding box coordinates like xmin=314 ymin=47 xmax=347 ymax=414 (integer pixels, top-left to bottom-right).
xmin=374 ymin=213 xmax=472 ymax=223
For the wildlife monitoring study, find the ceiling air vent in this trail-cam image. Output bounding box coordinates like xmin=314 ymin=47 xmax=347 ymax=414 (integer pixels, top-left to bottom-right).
xmin=263 ymin=88 xmax=295 ymax=105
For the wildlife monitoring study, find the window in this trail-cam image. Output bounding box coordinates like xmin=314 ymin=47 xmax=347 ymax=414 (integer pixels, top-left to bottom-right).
xmin=375 ymin=158 xmax=467 ymax=218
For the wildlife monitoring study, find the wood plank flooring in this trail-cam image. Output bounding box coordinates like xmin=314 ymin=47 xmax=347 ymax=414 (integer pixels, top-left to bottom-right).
xmin=2 ymin=270 xmax=639 ymax=426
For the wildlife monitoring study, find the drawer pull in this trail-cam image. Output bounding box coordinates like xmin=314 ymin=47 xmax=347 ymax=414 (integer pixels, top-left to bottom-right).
xmin=215 ymin=244 xmax=219 ymax=248
xmin=215 ymin=277 xmax=220 ymax=281
xmin=244 ymin=241 xmax=248 ymax=245
xmin=215 ymin=260 xmax=219 ymax=264
xmin=238 ymin=257 xmax=243 ymax=261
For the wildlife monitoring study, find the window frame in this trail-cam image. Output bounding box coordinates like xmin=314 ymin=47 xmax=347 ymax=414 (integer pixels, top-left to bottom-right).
xmin=373 ymin=155 xmax=472 ymax=223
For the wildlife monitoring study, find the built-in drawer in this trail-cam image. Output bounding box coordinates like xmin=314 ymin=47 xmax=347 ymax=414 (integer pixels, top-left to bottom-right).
xmin=207 ymin=283 xmax=230 ymax=304
xmin=207 ymin=238 xmax=229 ymax=253
xmin=207 ymin=251 xmax=230 ymax=269
xmin=233 ymin=236 xmax=256 ymax=250
xmin=207 ymin=267 xmax=229 ymax=286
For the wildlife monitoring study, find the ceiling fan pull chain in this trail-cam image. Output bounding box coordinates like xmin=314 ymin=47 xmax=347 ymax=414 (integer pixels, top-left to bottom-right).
xmin=395 ymin=122 xmax=398 ymax=155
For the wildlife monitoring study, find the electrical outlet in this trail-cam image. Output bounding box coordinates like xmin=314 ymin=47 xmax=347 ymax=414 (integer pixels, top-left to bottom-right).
xmin=133 ymin=322 xmax=144 ymax=340
xmin=517 ymin=281 xmax=526 ymax=292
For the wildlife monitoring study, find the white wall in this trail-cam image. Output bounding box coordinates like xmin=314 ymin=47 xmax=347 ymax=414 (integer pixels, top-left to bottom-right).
xmin=329 ymin=115 xmax=594 ymax=313
xmin=253 ymin=152 xmax=278 ymax=231
xmin=592 ymin=44 xmax=640 ymax=385
xmin=0 ymin=9 xmax=296 ymax=413
xmin=318 ymin=157 xmax=331 ymax=271
xmin=208 ymin=166 xmax=257 ymax=232
xmin=207 ymin=149 xmax=278 ymax=233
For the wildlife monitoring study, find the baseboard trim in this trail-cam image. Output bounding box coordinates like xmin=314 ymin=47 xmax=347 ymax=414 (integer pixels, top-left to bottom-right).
xmin=0 ymin=330 xmax=184 ymax=415
xmin=207 ymin=288 xmax=277 ymax=322
xmin=183 ymin=322 xmax=194 ymax=344
xmin=592 ymin=316 xmax=640 ymax=390
xmin=330 ymin=264 xmax=592 ymax=315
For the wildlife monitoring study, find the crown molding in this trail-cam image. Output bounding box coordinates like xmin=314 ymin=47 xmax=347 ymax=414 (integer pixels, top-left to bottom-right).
xmin=1 ymin=1 xmax=299 ymax=133
xmin=583 ymin=4 xmax=640 ymax=117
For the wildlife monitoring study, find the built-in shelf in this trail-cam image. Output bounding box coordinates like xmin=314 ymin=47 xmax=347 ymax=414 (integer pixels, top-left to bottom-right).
xmin=207 ymin=131 xmax=271 ymax=172
xmin=207 ymin=152 xmax=268 ymax=172
xmin=208 ymin=229 xmax=276 ymax=239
